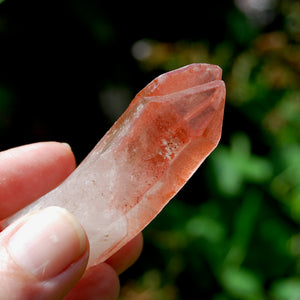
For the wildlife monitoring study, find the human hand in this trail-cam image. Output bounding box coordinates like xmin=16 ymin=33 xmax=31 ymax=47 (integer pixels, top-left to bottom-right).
xmin=0 ymin=142 xmax=143 ymax=300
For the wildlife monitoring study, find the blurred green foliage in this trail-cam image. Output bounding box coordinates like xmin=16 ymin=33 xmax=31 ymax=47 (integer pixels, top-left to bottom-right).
xmin=1 ymin=0 xmax=300 ymax=299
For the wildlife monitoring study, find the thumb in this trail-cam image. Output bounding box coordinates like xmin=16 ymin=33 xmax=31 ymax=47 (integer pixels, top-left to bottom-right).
xmin=0 ymin=206 xmax=89 ymax=300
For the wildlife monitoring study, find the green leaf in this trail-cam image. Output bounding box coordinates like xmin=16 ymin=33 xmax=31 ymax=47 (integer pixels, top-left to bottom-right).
xmin=186 ymin=215 xmax=226 ymax=243
xmin=270 ymin=278 xmax=300 ymax=300
xmin=225 ymin=189 xmax=262 ymax=266
xmin=220 ymin=267 xmax=263 ymax=299
xmin=211 ymin=132 xmax=273 ymax=196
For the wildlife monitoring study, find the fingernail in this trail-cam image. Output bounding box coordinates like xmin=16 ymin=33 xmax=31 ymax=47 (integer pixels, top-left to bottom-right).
xmin=61 ymin=142 xmax=72 ymax=151
xmin=8 ymin=206 xmax=87 ymax=280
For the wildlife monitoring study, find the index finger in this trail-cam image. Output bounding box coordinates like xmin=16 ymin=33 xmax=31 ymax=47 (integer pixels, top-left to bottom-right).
xmin=0 ymin=142 xmax=76 ymax=219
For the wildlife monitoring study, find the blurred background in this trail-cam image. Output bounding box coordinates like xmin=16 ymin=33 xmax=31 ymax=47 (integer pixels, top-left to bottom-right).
xmin=1 ymin=0 xmax=300 ymax=299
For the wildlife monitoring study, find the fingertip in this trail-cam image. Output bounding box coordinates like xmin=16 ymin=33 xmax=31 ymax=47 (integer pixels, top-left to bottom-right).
xmin=106 ymin=233 xmax=143 ymax=275
xmin=0 ymin=142 xmax=76 ymax=218
xmin=8 ymin=206 xmax=88 ymax=280
xmin=0 ymin=207 xmax=90 ymax=299
xmin=46 ymin=141 xmax=76 ymax=173
xmin=60 ymin=142 xmax=76 ymax=162
xmin=64 ymin=263 xmax=120 ymax=300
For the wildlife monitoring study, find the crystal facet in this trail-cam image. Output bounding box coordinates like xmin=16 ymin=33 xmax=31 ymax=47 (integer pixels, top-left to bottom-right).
xmin=4 ymin=63 xmax=226 ymax=267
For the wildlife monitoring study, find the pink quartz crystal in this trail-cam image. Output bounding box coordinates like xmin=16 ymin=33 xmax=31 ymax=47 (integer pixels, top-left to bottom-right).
xmin=4 ymin=63 xmax=226 ymax=267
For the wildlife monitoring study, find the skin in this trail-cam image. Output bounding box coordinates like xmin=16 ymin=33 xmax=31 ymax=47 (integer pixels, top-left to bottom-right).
xmin=0 ymin=142 xmax=143 ymax=300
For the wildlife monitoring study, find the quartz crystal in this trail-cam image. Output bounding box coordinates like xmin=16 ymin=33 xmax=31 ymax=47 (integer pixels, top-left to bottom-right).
xmin=4 ymin=63 xmax=226 ymax=267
